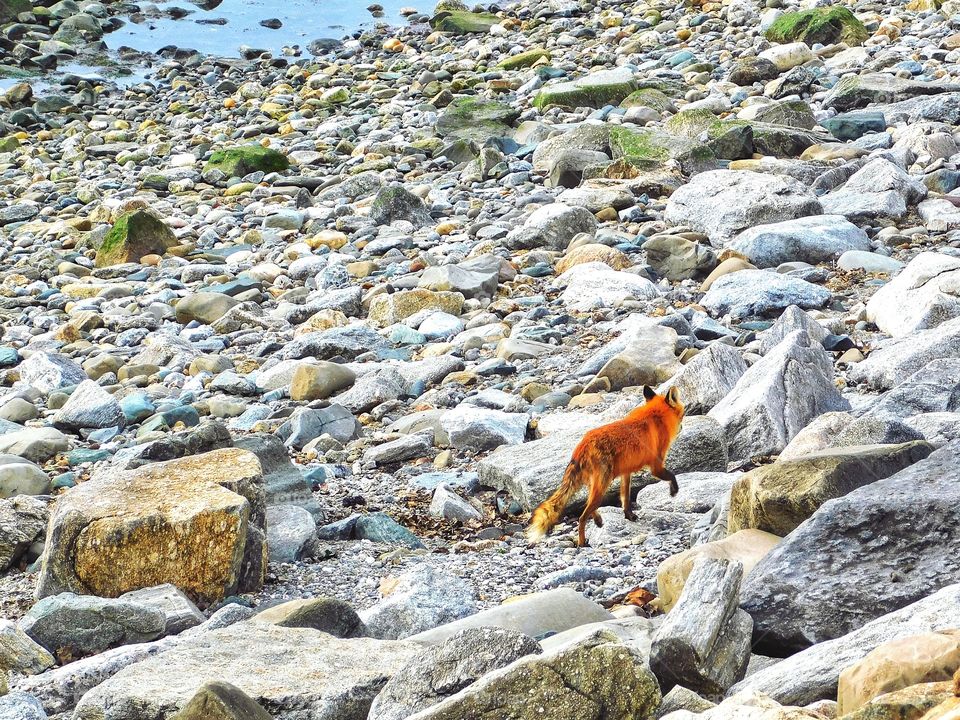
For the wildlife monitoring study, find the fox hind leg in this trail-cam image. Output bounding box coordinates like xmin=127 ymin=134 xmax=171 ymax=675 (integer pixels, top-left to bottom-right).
xmin=577 ymin=482 xmax=605 ymax=548
xmin=619 ymin=474 xmax=636 ymax=521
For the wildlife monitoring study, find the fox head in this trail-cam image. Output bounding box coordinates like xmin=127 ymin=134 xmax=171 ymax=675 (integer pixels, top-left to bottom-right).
xmin=642 ymin=385 xmax=685 ymax=419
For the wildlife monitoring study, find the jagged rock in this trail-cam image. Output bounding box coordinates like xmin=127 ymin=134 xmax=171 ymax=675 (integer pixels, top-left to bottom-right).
xmin=865 ymin=251 xmax=960 ymax=337
xmin=94 ymin=210 xmax=178 ymax=268
xmin=118 ymin=584 xmax=204 ymax=636
xmin=0 ymin=620 xmax=55 ymax=676
xmin=72 ymin=623 xmax=419 ymax=720
xmin=0 ymin=495 xmax=46 ymax=571
xmin=650 ymin=558 xmax=752 ymax=696
xmin=740 ymin=442 xmax=960 ymax=653
xmin=18 ymin=352 xmax=86 ymax=395
xmin=402 ymin=632 xmax=661 ymax=720
xmin=658 ymin=343 xmax=748 ymax=415
xmin=863 ymin=359 xmax=960 ymax=420
xmin=369 ymin=628 xmax=541 ymax=720
xmin=847 ymin=316 xmax=960 ymax=391
xmin=53 ymin=380 xmax=125 ymax=431
xmin=778 ymin=411 xmax=925 ymax=460
xmin=730 ymin=583 xmax=960 ymax=705
xmin=708 ymin=330 xmax=849 ymax=460
xmin=505 ymin=203 xmax=598 ymax=251
xmin=36 ymin=448 xmax=266 ymax=604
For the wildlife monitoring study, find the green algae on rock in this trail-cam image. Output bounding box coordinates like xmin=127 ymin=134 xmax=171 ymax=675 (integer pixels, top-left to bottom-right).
xmin=204 ymin=144 xmax=290 ymax=178
xmin=498 ymin=48 xmax=550 ymax=70
xmin=429 ymin=10 xmax=500 ymax=34
xmin=533 ymin=67 xmax=639 ymax=111
xmin=608 ymin=125 xmax=717 ymax=173
xmin=94 ymin=209 xmax=178 ymax=268
xmin=436 ymin=96 xmax=520 ymax=143
xmin=765 ymin=7 xmax=868 ymax=47
xmin=619 ymin=88 xmax=677 ymax=114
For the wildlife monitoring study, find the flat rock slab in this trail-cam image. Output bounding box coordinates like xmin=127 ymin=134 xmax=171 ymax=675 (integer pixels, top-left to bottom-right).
xmin=72 ymin=622 xmax=420 ymax=720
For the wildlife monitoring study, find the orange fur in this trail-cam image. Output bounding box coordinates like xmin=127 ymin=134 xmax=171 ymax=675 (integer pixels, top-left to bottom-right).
xmin=526 ymin=386 xmax=685 ymax=547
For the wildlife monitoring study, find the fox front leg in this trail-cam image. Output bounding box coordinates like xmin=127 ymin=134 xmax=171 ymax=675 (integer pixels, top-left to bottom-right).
xmin=652 ymin=465 xmax=679 ymax=496
xmin=619 ymin=474 xmax=637 ymax=522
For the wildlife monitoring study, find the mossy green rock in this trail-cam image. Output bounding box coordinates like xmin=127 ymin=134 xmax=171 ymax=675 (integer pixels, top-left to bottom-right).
xmin=204 ymin=145 xmax=289 ymax=178
xmin=533 ymin=68 xmax=639 ymax=111
xmin=0 ymin=136 xmax=19 ymax=153
xmin=436 ymin=97 xmax=520 ymax=143
xmin=665 ymin=109 xmax=828 ymax=159
xmin=765 ymin=7 xmax=868 ymax=47
xmin=751 ymin=100 xmax=817 ymax=130
xmin=498 ymin=48 xmax=550 ymax=70
xmin=95 ymin=210 xmax=178 ymax=268
xmin=663 ymin=109 xmax=754 ymax=161
xmin=620 ymin=88 xmax=677 ymax=114
xmin=430 ymin=10 xmax=500 ymax=34
xmin=608 ymin=125 xmax=717 ymax=174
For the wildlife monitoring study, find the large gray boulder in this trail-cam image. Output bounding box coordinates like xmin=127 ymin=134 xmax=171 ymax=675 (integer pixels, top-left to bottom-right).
xmin=369 ymin=628 xmax=541 ymax=720
xmin=708 ymin=330 xmax=849 ymax=460
xmin=730 ymin=582 xmax=960 ymax=706
xmin=17 ymin=353 xmax=86 ymax=395
xmin=650 ymin=558 xmax=752 ymax=697
xmin=118 ymin=584 xmax=204 ymax=636
xmin=0 ymin=692 xmax=48 ymax=720
xmin=664 ymin=170 xmax=822 ymax=246
xmin=778 ymin=411 xmax=924 ymax=460
xmin=53 ymin=380 xmax=125 ymax=431
xmin=729 ymin=214 xmax=869 ymax=268
xmin=12 ymin=605 xmax=253 ymax=718
xmin=740 ymin=441 xmax=960 ymax=653
xmin=505 ymin=203 xmax=597 ymax=251
xmin=700 ymin=270 xmax=832 ymax=319
xmin=865 ymin=251 xmax=960 ymax=337
xmin=863 ymin=358 xmax=960 ymax=420
xmin=848 ymin=315 xmax=960 ymax=391
xmin=820 ymin=158 xmax=926 ymax=221
xmin=71 ymin=623 xmax=420 ymax=720
xmin=19 ymin=593 xmax=166 ymax=659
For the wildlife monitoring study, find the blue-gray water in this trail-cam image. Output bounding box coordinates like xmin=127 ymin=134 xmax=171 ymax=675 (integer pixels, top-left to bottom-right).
xmin=106 ymin=0 xmax=426 ymax=58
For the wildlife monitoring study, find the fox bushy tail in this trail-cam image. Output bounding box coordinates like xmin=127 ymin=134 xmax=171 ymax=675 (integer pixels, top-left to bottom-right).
xmin=526 ymin=460 xmax=583 ymax=542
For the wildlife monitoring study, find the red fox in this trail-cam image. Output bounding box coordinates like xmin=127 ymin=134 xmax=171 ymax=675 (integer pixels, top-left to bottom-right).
xmin=526 ymin=386 xmax=685 ymax=547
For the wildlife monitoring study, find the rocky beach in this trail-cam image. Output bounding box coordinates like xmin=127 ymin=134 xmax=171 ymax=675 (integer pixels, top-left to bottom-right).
xmin=2 ymin=0 xmax=960 ymax=717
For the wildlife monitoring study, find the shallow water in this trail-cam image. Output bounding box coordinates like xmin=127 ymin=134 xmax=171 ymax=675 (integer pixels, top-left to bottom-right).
xmin=106 ymin=0 xmax=427 ymax=58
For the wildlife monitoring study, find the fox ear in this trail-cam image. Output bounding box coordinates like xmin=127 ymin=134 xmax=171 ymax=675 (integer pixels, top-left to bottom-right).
xmin=643 ymin=385 xmax=656 ymax=401
xmin=666 ymin=387 xmax=681 ymax=407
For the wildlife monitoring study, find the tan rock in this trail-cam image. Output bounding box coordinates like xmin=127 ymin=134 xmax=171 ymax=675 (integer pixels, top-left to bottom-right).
xmin=842 ymin=681 xmax=953 ymax=720
xmin=295 ymin=309 xmax=348 ymax=336
xmin=368 ymin=289 xmax=464 ymax=328
xmin=838 ymin=631 xmax=960 ymax=715
xmin=700 ymin=258 xmax=756 ymax=292
xmin=656 ymin=530 xmax=781 ymax=612
xmin=289 ymin=362 xmax=357 ymax=401
xmin=728 ymin=442 xmax=933 ymax=537
xmin=555 ymin=243 xmax=631 ymax=274
xmin=37 ymin=448 xmax=267 ymax=604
